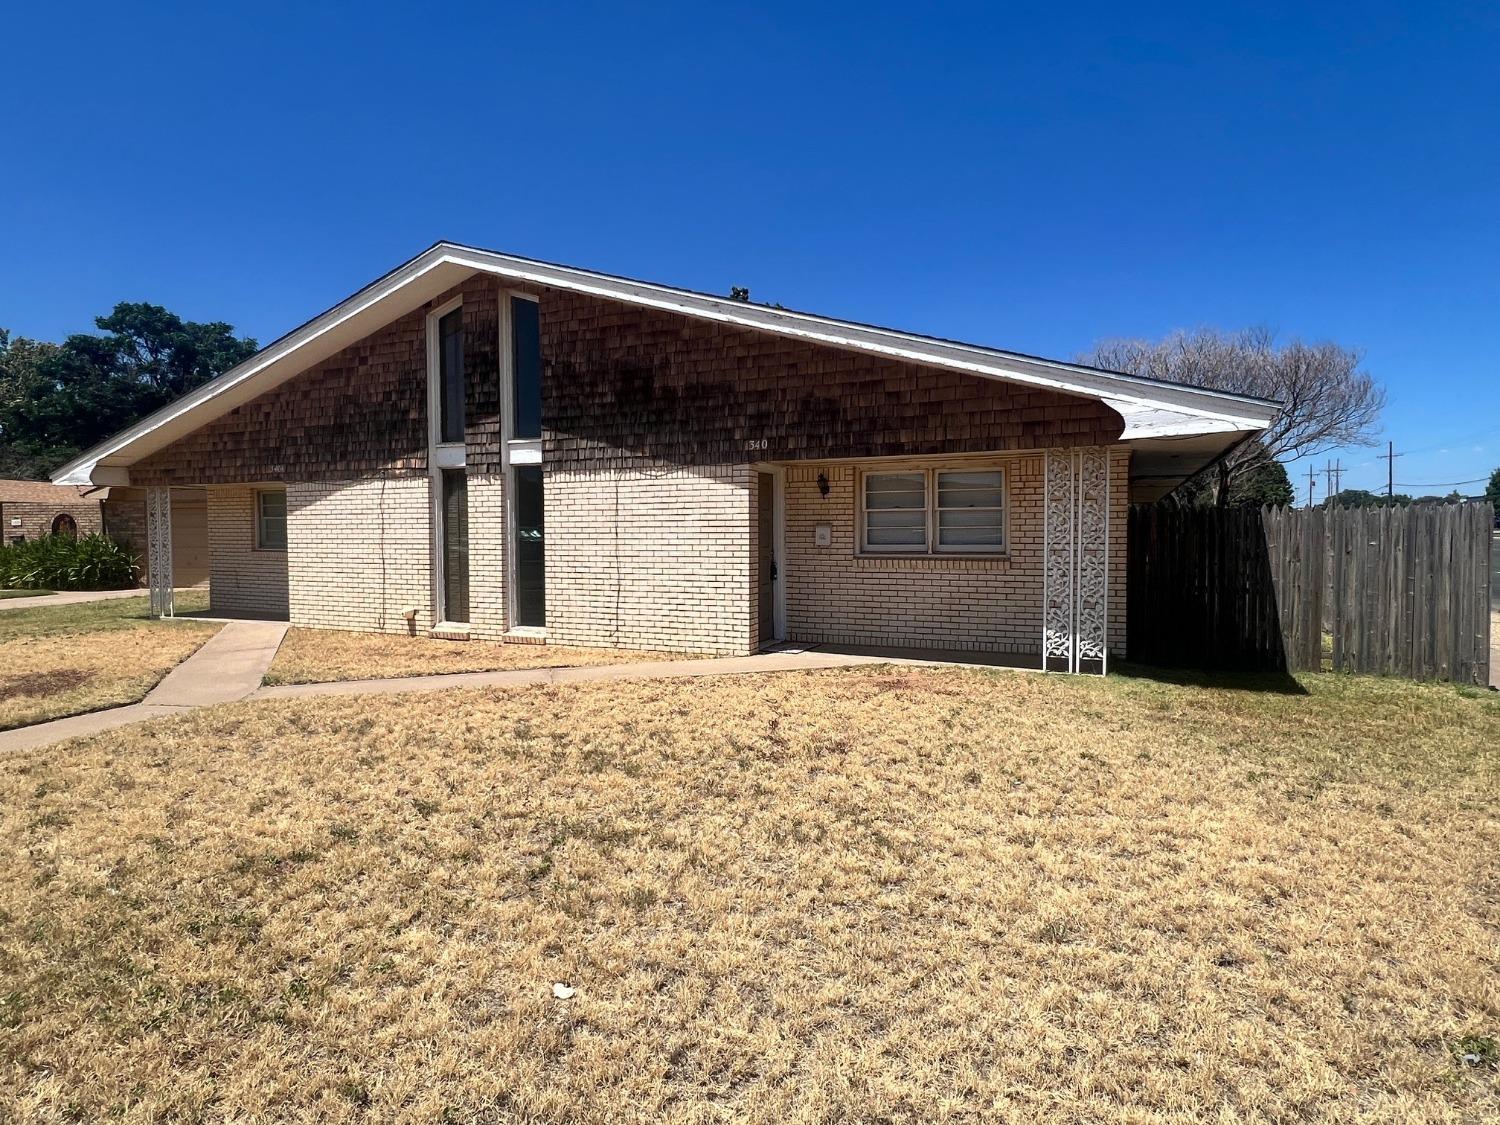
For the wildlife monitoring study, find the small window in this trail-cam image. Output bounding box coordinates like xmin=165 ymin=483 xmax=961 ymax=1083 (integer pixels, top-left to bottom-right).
xmin=862 ymin=472 xmax=927 ymax=551
xmin=438 ymin=306 xmax=465 ymax=444
xmin=860 ymin=468 xmax=1005 ymax=555
xmin=936 ymin=470 xmax=1005 ymax=551
xmin=511 ymin=296 xmax=541 ymax=440
xmin=256 ymin=489 xmax=287 ymax=550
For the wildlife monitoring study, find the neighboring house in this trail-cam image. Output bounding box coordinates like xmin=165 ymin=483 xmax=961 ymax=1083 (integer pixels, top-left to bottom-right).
xmin=0 ymin=478 xmax=104 ymax=544
xmin=52 ymin=243 xmax=1276 ymax=672
xmin=99 ymin=487 xmax=211 ymax=589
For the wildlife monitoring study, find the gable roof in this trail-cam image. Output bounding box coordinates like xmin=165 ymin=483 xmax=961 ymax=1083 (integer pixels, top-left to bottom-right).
xmin=0 ymin=478 xmax=95 ymax=504
xmin=51 ymin=241 xmax=1278 ymax=487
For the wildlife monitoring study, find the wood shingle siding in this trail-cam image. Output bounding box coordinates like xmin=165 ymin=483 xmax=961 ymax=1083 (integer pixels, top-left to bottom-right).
xmin=540 ymin=289 xmax=1124 ymax=472
xmin=133 ymin=276 xmax=1124 ymax=485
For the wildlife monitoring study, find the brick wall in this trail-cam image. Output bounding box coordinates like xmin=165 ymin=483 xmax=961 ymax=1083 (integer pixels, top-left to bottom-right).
xmin=783 ymin=448 xmax=1129 ymax=657
xmin=284 ymin=476 xmax=432 ymax=633
xmin=3 ymin=500 xmax=103 ymax=542
xmin=467 ymin=475 xmax=507 ymax=640
xmin=546 ymin=464 xmax=754 ymax=655
xmin=101 ymin=498 xmax=148 ymax=585
xmin=208 ymin=487 xmax=289 ymax=617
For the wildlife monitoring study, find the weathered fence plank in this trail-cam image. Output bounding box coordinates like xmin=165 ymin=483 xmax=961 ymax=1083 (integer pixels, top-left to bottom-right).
xmin=1127 ymin=501 xmax=1493 ymax=684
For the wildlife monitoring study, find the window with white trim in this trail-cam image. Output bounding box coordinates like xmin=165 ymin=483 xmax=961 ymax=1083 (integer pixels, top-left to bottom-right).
xmin=860 ymin=468 xmax=1006 ymax=554
xmin=255 ymin=489 xmax=287 ymax=551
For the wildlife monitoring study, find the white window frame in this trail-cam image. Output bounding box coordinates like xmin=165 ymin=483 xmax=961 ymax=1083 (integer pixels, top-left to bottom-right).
xmin=857 ymin=466 xmax=1008 ymax=556
xmin=500 ymin=290 xmax=544 ymax=634
xmin=426 ymin=296 xmax=466 ymax=467
xmin=253 ymin=488 xmax=287 ymax=552
xmin=427 ymin=296 xmax=466 ymax=624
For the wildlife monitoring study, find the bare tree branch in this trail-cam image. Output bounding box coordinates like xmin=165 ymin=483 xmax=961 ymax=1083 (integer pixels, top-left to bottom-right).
xmin=1081 ymin=328 xmax=1384 ymax=506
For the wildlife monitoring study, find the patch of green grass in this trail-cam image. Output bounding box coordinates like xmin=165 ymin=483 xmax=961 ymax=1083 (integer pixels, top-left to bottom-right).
xmin=0 ymin=590 xmax=53 ymax=600
xmin=0 ymin=590 xmax=208 ymax=642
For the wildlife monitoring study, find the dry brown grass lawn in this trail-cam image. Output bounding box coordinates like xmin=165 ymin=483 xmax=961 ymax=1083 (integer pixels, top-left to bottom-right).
xmin=2 ymin=667 xmax=1497 ymax=1123
xmin=0 ymin=592 xmax=216 ymax=730
xmin=263 ymin=626 xmax=699 ymax=685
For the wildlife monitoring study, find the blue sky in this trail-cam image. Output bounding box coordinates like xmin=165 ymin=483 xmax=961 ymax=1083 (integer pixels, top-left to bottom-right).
xmin=1 ymin=1 xmax=1495 ymax=498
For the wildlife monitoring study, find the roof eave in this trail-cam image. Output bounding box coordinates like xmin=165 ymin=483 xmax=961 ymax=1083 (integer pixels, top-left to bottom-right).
xmin=52 ymin=241 xmax=1279 ymax=485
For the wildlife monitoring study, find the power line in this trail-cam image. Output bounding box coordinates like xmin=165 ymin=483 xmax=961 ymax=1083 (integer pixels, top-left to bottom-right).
xmin=1394 ymin=477 xmax=1489 ymax=489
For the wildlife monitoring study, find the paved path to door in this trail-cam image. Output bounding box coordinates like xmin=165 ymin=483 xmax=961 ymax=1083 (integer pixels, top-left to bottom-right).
xmin=1 ymin=633 xmax=1011 ymax=755
xmin=0 ymin=588 xmax=167 ymax=612
xmin=0 ymin=619 xmax=290 ymax=754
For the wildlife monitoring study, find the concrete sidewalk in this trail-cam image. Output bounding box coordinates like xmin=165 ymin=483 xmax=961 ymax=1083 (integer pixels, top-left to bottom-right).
xmin=254 ymin=649 xmax=884 ymax=701
xmin=0 ymin=588 xmax=163 ymax=611
xmin=0 ymin=618 xmax=289 ymax=754
xmin=0 ymin=636 xmax=1018 ymax=755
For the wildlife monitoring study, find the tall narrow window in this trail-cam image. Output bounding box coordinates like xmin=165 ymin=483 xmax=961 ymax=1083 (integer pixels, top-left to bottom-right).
xmin=511 ymin=296 xmax=541 ymax=440
xmin=514 ymin=466 xmax=545 ymax=626
xmin=441 ymin=470 xmax=469 ymax=623
xmin=438 ymin=306 xmax=465 ymax=444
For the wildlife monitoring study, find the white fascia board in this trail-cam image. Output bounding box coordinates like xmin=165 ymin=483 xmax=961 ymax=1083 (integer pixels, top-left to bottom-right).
xmin=53 ymin=241 xmax=1277 ymax=486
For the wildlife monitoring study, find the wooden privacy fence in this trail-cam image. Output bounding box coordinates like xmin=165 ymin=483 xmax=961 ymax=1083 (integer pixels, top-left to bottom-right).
xmin=1128 ymin=502 xmax=1493 ymax=683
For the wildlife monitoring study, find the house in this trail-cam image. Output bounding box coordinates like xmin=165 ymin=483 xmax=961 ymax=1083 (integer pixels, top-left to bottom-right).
xmin=98 ymin=487 xmax=211 ymax=589
xmin=0 ymin=479 xmax=104 ymax=544
xmin=52 ymin=243 xmax=1276 ymax=672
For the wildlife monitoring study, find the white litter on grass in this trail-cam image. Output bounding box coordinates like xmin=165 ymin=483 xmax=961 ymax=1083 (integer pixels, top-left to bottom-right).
xmin=552 ymin=983 xmax=576 ymax=1000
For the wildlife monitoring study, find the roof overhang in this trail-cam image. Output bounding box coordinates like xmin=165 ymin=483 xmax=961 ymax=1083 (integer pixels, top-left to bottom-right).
xmin=52 ymin=242 xmax=1278 ymax=486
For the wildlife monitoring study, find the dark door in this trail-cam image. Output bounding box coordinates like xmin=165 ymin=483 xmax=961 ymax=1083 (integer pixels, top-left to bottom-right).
xmin=757 ymin=472 xmax=776 ymax=646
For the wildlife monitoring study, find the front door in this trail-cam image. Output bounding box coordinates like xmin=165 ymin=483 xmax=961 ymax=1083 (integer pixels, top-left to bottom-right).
xmin=756 ymin=471 xmax=776 ymax=646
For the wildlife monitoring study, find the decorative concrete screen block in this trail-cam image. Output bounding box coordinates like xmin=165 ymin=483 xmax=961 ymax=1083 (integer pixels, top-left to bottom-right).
xmin=546 ymin=464 xmax=755 ymax=655
xmin=286 ymin=477 xmax=431 ymax=633
xmin=146 ymin=486 xmax=174 ymax=618
xmin=1043 ymin=447 xmax=1111 ymax=674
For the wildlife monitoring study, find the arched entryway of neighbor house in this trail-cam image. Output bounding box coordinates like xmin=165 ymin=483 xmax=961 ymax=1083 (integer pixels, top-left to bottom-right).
xmin=51 ymin=512 xmax=78 ymax=537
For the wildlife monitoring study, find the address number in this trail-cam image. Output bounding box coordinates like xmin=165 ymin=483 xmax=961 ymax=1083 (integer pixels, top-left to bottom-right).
xmin=746 ymin=439 xmax=769 ymax=451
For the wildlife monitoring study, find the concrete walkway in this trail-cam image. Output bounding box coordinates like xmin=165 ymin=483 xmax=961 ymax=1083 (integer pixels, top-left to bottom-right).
xmin=0 ymin=588 xmax=162 ymax=612
xmin=0 ymin=619 xmax=289 ymax=754
xmin=0 ymin=634 xmax=1019 ymax=755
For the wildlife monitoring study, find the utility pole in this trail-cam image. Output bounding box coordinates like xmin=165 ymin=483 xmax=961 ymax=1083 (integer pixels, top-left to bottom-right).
xmin=1378 ymin=441 xmax=1402 ymax=498
xmin=1306 ymin=465 xmax=1318 ymax=508
xmin=1324 ymin=459 xmax=1344 ymax=502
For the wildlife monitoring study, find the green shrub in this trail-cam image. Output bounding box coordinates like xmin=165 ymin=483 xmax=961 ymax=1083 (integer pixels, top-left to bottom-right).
xmin=0 ymin=534 xmax=139 ymax=591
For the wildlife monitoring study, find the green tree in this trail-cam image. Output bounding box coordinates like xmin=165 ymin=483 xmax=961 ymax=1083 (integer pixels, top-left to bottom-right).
xmin=1232 ymin=458 xmax=1294 ymax=507
xmin=1486 ymin=467 xmax=1500 ymax=506
xmin=0 ymin=304 xmax=257 ymax=479
xmin=0 ymin=330 xmax=63 ymax=476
